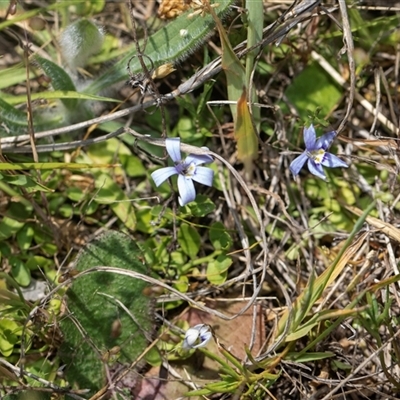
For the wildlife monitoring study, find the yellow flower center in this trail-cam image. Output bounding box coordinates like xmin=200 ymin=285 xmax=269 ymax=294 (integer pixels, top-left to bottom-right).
xmin=183 ymin=162 xmax=196 ymax=177
xmin=309 ymin=149 xmax=325 ymax=164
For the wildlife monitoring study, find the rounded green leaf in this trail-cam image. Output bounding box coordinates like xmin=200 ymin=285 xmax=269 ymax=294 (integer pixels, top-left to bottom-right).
xmin=26 ymin=256 xmax=53 ymax=271
xmin=16 ymin=224 xmax=34 ymax=251
xmin=10 ymin=257 xmax=31 ymax=287
xmin=210 ymin=222 xmax=232 ymax=250
xmin=174 ymin=274 xmax=189 ymax=293
xmin=187 ymin=195 xmax=216 ymax=217
xmin=207 ymin=255 xmax=232 ymax=285
xmin=120 ymin=154 xmax=146 ymax=178
xmin=0 ymin=319 xmax=21 ymax=357
xmin=0 ymin=217 xmax=25 ymax=241
xmin=66 ymin=187 xmax=85 ymax=202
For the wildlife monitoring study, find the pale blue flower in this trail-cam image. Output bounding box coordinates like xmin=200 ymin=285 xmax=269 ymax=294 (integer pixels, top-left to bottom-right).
xmin=151 ymin=138 xmax=214 ymax=206
xmin=290 ymin=125 xmax=348 ymax=180
xmin=182 ymin=324 xmax=212 ymax=350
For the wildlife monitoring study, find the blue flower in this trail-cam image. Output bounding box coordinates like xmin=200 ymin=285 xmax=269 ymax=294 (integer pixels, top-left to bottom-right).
xmin=151 ymin=138 xmax=214 ymax=206
xmin=290 ymin=125 xmax=348 ymax=180
xmin=182 ymin=324 xmax=212 ymax=350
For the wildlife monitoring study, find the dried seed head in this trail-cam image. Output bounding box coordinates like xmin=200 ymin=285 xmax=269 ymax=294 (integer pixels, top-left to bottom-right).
xmin=158 ymin=0 xmax=191 ymax=19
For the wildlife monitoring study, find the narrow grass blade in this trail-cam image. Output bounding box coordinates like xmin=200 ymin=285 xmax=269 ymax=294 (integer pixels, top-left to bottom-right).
xmin=0 ymin=162 xmax=115 ymax=170
xmin=276 ymin=201 xmax=376 ymax=339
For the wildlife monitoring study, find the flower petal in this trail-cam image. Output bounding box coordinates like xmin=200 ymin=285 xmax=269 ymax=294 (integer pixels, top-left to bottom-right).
xmin=182 ymin=324 xmax=212 ymax=350
xmin=307 ymin=159 xmax=326 ymax=180
xmin=182 ymin=327 xmax=200 ymax=349
xmin=303 ymin=125 xmax=317 ymax=150
xmin=290 ymin=152 xmax=308 ymax=177
xmin=192 ymin=325 xmax=212 ymax=349
xmin=191 ymin=166 xmax=214 ymax=186
xmin=321 ymin=152 xmax=348 ymax=168
xmin=315 ymin=130 xmax=336 ymax=150
xmin=151 ymin=166 xmax=177 ymax=186
xmin=166 ymin=138 xmax=182 ymax=163
xmin=185 ymin=153 xmax=213 ymax=166
xmin=177 ymin=175 xmax=196 ymax=206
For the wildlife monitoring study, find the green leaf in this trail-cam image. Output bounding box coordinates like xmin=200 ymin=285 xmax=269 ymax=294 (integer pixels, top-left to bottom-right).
xmin=207 ymin=254 xmax=232 ymax=285
xmin=0 ymin=319 xmax=21 ymax=357
xmin=86 ymin=0 xmax=235 ymax=93
xmin=210 ymin=222 xmax=232 ymax=250
xmin=170 ymin=251 xmax=187 ymax=268
xmin=25 ymin=359 xmax=53 ymax=388
xmin=285 ymin=322 xmax=319 ymax=342
xmin=0 ymin=162 xmax=113 ymax=171
xmin=72 ymin=0 xmax=105 ymax=15
xmin=331 ymin=359 xmax=352 ymax=372
xmin=285 ymin=63 xmax=342 ymax=119
xmin=208 ymin=4 xmax=258 ymax=174
xmin=66 ymin=187 xmax=84 ymax=202
xmin=10 ymin=257 xmax=31 ymax=287
xmin=178 ymin=223 xmax=201 ymax=259
xmin=174 ymin=274 xmax=189 ymax=293
xmin=1 ymin=174 xmax=53 ymax=192
xmin=120 ymin=154 xmax=146 ymax=178
xmin=59 ymin=231 xmax=155 ymax=393
xmin=289 ymin=352 xmax=335 ymax=363
xmin=4 ymin=90 xmax=119 ymax=105
xmin=25 ymin=256 xmax=53 ymax=271
xmin=244 ymin=0 xmax=262 ymax=142
xmin=145 ymin=346 xmax=162 ymax=367
xmin=34 ymin=55 xmax=78 ymax=110
xmin=0 ymin=63 xmax=27 ymax=89
xmin=86 ymin=137 xmax=131 ymax=166
xmin=16 ymin=224 xmax=34 ymax=251
xmin=277 ymin=202 xmax=376 ymax=339
xmin=95 ymin=173 xmax=136 ymax=230
xmin=0 ymin=217 xmax=25 ymax=241
xmin=234 ymin=88 xmax=258 ymax=174
xmin=174 ymin=115 xmax=210 ymax=143
xmin=187 ymin=195 xmax=216 ymax=217
xmin=184 ymin=377 xmax=242 ymax=397
xmin=32 ymin=227 xmax=58 ymax=256
xmin=59 ymin=203 xmax=74 ymax=218
xmin=0 ymin=97 xmax=29 ymax=136
xmin=136 ymin=207 xmax=159 ymax=234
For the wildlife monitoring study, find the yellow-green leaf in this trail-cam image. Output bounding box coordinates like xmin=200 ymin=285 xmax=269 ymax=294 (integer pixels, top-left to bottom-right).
xmin=178 ymin=223 xmax=201 ymax=259
xmin=0 ymin=319 xmax=21 ymax=357
xmin=95 ymin=173 xmax=136 ymax=230
xmin=207 ymin=255 xmax=232 ymax=285
xmin=0 ymin=162 xmax=113 ymax=170
xmin=235 ymin=89 xmax=258 ymax=174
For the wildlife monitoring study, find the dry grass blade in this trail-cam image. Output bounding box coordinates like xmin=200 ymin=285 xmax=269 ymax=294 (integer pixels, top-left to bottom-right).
xmin=345 ymin=204 xmax=400 ymax=243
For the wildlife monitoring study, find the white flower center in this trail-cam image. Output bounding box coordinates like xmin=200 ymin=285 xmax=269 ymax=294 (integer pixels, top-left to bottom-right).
xmin=309 ymin=149 xmax=325 ymax=164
